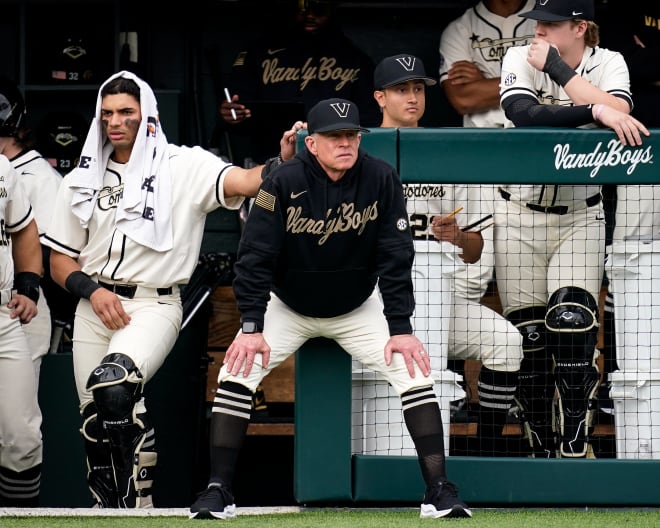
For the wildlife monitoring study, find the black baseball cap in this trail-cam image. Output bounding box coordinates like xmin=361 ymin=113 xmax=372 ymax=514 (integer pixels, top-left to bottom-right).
xmin=307 ymin=98 xmax=370 ymax=134
xmin=520 ymin=0 xmax=594 ymax=22
xmin=374 ymin=54 xmax=437 ymax=90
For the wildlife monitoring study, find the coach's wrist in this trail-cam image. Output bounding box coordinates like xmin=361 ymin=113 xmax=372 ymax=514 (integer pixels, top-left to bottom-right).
xmin=65 ymin=271 xmax=102 ymax=300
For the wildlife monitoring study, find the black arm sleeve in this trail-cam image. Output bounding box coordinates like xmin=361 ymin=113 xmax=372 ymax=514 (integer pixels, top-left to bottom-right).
xmin=502 ymin=95 xmax=594 ymax=128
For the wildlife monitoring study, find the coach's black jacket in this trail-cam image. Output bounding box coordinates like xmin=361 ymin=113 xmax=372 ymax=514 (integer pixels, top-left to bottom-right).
xmin=232 ymin=147 xmax=415 ymax=336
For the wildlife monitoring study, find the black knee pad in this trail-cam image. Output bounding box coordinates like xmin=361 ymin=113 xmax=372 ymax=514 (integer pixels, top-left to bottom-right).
xmin=546 ymin=286 xmax=599 ymax=363
xmin=86 ymin=353 xmax=144 ymax=422
xmin=506 ymin=306 xmax=547 ymax=353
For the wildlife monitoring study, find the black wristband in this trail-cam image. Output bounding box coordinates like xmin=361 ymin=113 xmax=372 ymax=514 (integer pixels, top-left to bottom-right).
xmin=14 ymin=271 xmax=40 ymax=303
xmin=260 ymin=154 xmax=284 ymax=181
xmin=65 ymin=271 xmax=101 ymax=300
xmin=542 ymin=46 xmax=577 ymax=87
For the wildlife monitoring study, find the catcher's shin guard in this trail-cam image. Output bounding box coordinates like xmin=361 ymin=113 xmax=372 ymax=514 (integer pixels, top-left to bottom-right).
xmin=81 ymin=401 xmax=118 ymax=507
xmin=87 ymin=353 xmax=156 ymax=508
xmin=546 ymin=287 xmax=600 ymax=458
xmin=507 ymin=307 xmax=556 ymax=458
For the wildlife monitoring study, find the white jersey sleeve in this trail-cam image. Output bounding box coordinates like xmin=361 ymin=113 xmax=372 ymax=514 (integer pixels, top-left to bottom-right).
xmin=501 ymin=46 xmax=633 ymax=111
xmin=11 ymin=150 xmax=62 ymax=236
xmin=1 ymin=156 xmax=35 ymax=291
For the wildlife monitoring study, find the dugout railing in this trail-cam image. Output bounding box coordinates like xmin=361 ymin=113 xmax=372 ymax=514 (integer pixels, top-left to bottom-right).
xmin=293 ymin=127 xmax=660 ymax=506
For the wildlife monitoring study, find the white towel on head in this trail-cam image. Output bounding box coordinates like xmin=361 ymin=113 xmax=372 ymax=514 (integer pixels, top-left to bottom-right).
xmin=68 ymin=70 xmax=173 ymax=252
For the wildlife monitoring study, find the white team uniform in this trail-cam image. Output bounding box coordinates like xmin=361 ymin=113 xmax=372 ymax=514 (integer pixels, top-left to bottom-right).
xmin=611 ymin=185 xmax=660 ymax=242
xmin=439 ymin=0 xmax=536 ymax=128
xmin=405 ymin=182 xmax=522 ymax=374
xmin=0 ymin=155 xmax=43 ymax=473
xmin=44 ymin=146 xmax=243 ymax=405
xmin=11 ymin=150 xmax=62 ymax=379
xmin=497 ymin=44 xmax=633 ymax=311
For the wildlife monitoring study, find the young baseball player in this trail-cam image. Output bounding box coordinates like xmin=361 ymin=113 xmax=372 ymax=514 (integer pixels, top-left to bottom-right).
xmin=190 ymin=98 xmax=471 ymax=520
xmin=42 ymin=71 xmax=302 ymax=508
xmin=0 ymin=153 xmax=43 ymax=506
xmin=498 ymin=0 xmax=650 ymax=458
xmin=374 ymin=54 xmax=523 ymax=457
xmin=0 ymin=77 xmax=72 ymax=378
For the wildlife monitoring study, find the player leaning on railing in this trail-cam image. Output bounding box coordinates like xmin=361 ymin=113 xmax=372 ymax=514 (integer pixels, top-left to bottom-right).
xmin=498 ymin=0 xmax=650 ymax=459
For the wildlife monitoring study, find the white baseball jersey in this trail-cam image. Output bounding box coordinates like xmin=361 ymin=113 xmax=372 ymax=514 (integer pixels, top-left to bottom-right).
xmin=0 ymin=155 xmax=43 ymax=475
xmin=439 ymin=0 xmax=536 ymax=128
xmin=499 ymin=45 xmax=632 ymax=205
xmin=405 ymin=182 xmax=494 ymax=300
xmin=0 ymin=155 xmax=34 ymax=293
xmin=44 ymin=145 xmax=244 ymax=287
xmin=10 ymin=149 xmax=62 ymax=373
xmin=11 ymin=150 xmax=62 ymax=236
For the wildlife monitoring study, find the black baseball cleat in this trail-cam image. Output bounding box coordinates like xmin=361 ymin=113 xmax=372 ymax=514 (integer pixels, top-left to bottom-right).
xmin=189 ymin=483 xmax=236 ymax=520
xmin=420 ymin=480 xmax=472 ymax=519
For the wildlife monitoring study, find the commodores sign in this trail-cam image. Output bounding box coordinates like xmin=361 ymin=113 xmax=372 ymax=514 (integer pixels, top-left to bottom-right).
xmin=553 ymin=139 xmax=654 ymax=177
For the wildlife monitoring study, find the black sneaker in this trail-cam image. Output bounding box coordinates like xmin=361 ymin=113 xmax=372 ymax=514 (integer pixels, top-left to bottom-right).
xmin=420 ymin=480 xmax=472 ymax=519
xmin=189 ymin=483 xmax=236 ymax=520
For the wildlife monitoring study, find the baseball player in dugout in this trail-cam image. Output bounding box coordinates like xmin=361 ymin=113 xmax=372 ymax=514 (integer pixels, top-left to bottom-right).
xmin=373 ymin=54 xmax=523 ymax=457
xmin=498 ymin=0 xmax=650 ymax=458
xmin=0 ymin=150 xmax=43 ymax=505
xmin=190 ymin=98 xmax=471 ymax=520
xmin=439 ymin=0 xmax=537 ymax=128
xmin=42 ymin=70 xmax=303 ymax=509
xmin=0 ymin=77 xmax=75 ymax=374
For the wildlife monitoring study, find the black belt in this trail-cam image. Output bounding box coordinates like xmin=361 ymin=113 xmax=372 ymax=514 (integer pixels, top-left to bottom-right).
xmin=499 ymin=189 xmax=600 ymax=215
xmin=98 ymin=281 xmax=173 ymax=299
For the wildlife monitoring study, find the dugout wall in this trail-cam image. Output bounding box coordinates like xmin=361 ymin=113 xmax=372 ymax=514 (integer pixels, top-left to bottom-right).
xmin=294 ymin=127 xmax=660 ymax=506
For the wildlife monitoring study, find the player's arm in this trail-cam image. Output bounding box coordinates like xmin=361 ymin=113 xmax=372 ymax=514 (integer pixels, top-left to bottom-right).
xmin=528 ymin=38 xmax=629 ymax=111
xmin=430 ymin=214 xmax=484 ymax=264
xmin=222 ymin=120 xmax=306 ymax=198
xmin=442 ymin=61 xmax=501 ymax=115
xmin=50 ymin=250 xmax=131 ymax=330
xmin=10 ymin=219 xmax=41 ymax=323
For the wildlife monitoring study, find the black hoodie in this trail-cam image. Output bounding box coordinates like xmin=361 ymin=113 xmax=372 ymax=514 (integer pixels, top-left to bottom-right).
xmin=232 ymin=147 xmax=415 ymax=336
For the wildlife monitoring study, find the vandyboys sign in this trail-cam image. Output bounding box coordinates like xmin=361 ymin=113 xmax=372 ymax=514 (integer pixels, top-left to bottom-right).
xmin=396 ymin=127 xmax=658 ymax=184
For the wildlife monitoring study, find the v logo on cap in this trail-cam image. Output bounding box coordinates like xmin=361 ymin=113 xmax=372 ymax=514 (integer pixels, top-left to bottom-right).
xmin=330 ymin=102 xmax=351 ymax=118
xmin=396 ymin=56 xmax=416 ymax=72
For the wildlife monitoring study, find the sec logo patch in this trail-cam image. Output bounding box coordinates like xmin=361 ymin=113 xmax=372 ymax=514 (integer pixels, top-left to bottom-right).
xmin=396 ymin=218 xmax=409 ymax=231
xmin=504 ymin=73 xmax=517 ymax=86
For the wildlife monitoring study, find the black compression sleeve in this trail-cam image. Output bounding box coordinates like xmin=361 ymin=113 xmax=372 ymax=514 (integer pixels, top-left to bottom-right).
xmin=65 ymin=271 xmax=101 ymax=299
xmin=542 ymin=46 xmax=577 ymax=87
xmin=502 ymin=96 xmax=594 ymax=127
xmin=14 ymin=272 xmax=41 ymax=303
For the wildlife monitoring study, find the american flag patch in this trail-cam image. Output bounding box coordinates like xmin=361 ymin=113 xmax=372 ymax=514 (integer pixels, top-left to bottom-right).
xmin=51 ymin=70 xmax=67 ymax=80
xmin=254 ymin=189 xmax=276 ymax=211
xmin=233 ymin=52 xmax=247 ymax=67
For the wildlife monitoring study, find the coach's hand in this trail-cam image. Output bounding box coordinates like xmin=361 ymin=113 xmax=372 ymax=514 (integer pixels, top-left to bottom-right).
xmin=89 ymin=288 xmax=131 ymax=330
xmin=225 ymin=332 xmax=271 ymax=377
xmin=385 ymin=334 xmax=431 ymax=378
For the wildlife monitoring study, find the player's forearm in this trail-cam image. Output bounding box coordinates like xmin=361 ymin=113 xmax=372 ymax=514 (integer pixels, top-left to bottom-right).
xmin=50 ymin=251 xmax=82 ymax=290
xmin=563 ymin=75 xmax=631 ymax=112
xmin=456 ymin=231 xmax=483 ymax=264
xmin=11 ymin=221 xmax=42 ymax=276
xmin=443 ymin=78 xmax=501 ymax=115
